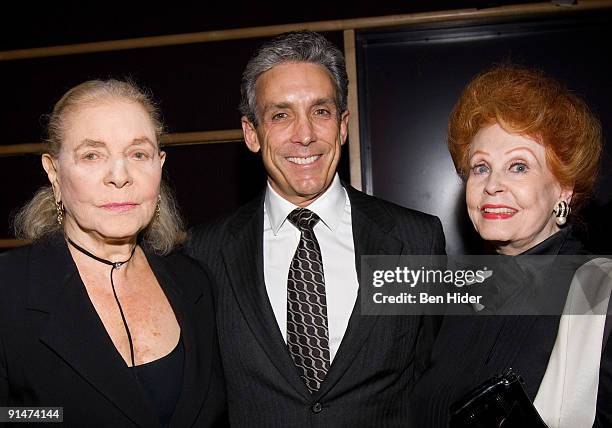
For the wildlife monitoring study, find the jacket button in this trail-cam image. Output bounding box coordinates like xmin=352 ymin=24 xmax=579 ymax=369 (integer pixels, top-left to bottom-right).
xmin=311 ymin=402 xmax=323 ymax=413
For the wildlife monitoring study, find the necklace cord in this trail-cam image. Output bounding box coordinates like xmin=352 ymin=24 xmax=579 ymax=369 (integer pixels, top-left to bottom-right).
xmin=66 ymin=237 xmax=137 ymax=367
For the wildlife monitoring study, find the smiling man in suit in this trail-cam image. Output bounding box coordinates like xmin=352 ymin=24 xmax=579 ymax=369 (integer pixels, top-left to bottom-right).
xmin=186 ymin=30 xmax=446 ymax=427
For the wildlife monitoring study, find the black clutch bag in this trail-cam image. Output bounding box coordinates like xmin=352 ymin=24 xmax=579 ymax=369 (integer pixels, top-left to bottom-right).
xmin=449 ymin=368 xmax=548 ymax=427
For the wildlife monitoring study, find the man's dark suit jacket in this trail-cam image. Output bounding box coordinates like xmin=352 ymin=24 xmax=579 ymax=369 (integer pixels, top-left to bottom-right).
xmin=186 ymin=185 xmax=446 ymax=427
xmin=0 ymin=233 xmax=227 ymax=427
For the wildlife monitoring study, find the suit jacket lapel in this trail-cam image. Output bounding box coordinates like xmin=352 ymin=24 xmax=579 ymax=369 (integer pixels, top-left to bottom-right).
xmin=221 ymin=195 xmax=311 ymax=398
xmin=28 ymin=236 xmax=160 ymax=428
xmin=145 ymin=253 xmax=210 ymax=428
xmin=316 ymin=186 xmax=404 ymax=398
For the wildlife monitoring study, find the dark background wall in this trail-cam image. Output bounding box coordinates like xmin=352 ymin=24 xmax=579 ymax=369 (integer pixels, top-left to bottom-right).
xmin=357 ymin=10 xmax=612 ymax=254
xmin=1 ymin=1 xmax=609 ymax=254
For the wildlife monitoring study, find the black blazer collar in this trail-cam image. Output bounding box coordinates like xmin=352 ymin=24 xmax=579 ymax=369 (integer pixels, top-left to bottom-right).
xmin=145 ymin=252 xmax=211 ymax=428
xmin=26 ymin=234 xmax=208 ymax=428
xmin=26 ymin=235 xmax=160 ymax=427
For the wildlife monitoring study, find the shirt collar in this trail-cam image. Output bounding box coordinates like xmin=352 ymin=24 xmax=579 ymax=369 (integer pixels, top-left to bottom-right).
xmin=264 ymin=174 xmax=346 ymax=235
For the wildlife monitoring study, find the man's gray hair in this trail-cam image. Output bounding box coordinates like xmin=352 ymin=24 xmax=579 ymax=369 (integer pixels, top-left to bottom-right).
xmin=239 ymin=30 xmax=348 ymax=126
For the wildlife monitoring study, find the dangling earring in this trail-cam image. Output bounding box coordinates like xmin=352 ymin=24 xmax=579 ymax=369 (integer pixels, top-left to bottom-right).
xmin=156 ymin=195 xmax=161 ymax=219
xmin=55 ymin=200 xmax=64 ymax=225
xmin=554 ymin=200 xmax=570 ymax=226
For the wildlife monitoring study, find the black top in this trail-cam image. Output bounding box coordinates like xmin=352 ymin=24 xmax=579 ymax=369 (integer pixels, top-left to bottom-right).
xmin=458 ymin=227 xmax=584 ymax=315
xmin=132 ymin=337 xmax=185 ymax=427
xmin=410 ymin=227 xmax=611 ymax=427
xmin=0 ymin=233 xmax=227 ymax=427
xmin=521 ymin=224 xmax=584 ymax=256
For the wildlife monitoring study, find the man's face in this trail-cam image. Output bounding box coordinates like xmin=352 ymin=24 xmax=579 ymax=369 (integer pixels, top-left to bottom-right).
xmin=242 ymin=61 xmax=348 ymax=207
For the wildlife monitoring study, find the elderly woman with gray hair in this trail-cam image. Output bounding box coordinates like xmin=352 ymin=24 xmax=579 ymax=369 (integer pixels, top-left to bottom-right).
xmin=0 ymin=80 xmax=226 ymax=427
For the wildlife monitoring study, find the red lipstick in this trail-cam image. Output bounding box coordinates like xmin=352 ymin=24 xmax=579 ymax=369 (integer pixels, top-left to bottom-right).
xmin=480 ymin=204 xmax=517 ymax=219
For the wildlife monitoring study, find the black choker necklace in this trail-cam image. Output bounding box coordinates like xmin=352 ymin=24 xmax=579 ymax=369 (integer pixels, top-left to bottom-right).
xmin=66 ymin=237 xmax=137 ymax=367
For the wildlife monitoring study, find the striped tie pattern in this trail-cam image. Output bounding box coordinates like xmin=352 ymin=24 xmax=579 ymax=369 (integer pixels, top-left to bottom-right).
xmin=286 ymin=208 xmax=330 ymax=393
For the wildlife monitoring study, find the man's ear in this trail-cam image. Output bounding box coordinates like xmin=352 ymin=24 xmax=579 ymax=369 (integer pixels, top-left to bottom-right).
xmin=42 ymin=154 xmax=61 ymax=201
xmin=339 ymin=110 xmax=349 ymax=146
xmin=242 ymin=116 xmax=261 ymax=153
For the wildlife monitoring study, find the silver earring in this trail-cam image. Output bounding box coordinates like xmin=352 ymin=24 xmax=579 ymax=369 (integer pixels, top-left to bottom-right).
xmin=55 ymin=200 xmax=64 ymax=225
xmin=554 ymin=200 xmax=570 ymax=226
xmin=156 ymin=195 xmax=161 ymax=219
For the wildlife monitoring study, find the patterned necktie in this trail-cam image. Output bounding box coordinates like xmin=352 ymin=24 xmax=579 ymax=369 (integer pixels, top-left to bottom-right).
xmin=286 ymin=208 xmax=330 ymax=393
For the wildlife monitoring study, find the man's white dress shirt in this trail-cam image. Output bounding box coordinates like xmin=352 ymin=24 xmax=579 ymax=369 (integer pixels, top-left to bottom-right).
xmin=263 ymin=174 xmax=359 ymax=362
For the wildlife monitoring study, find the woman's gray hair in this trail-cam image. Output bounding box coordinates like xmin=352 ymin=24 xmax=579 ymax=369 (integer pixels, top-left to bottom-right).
xmin=13 ymin=79 xmax=186 ymax=254
xmin=239 ymin=30 xmax=349 ymax=126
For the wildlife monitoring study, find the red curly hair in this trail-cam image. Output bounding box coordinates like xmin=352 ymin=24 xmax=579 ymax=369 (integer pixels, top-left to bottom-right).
xmin=448 ymin=64 xmax=602 ymax=214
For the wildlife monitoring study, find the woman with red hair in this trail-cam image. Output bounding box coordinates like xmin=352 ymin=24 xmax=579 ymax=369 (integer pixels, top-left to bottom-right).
xmin=411 ymin=64 xmax=610 ymax=427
